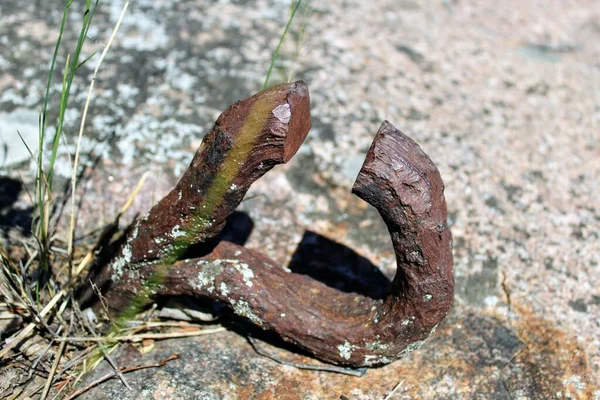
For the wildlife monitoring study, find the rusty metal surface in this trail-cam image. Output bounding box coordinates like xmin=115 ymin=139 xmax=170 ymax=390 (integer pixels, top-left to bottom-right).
xmin=92 ymin=79 xmax=454 ymax=367
xmin=82 ymin=81 xmax=311 ymax=310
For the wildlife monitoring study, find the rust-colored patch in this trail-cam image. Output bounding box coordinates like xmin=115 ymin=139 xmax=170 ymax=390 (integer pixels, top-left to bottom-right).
xmin=507 ymin=305 xmax=597 ymax=399
xmin=89 ymin=85 xmax=455 ymax=368
xmin=368 ymin=304 xmax=599 ymax=399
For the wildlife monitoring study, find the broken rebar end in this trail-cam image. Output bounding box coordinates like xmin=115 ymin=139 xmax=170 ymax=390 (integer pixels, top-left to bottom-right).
xmin=352 ymin=121 xmax=440 ymax=214
xmin=283 ymin=80 xmax=311 ymax=162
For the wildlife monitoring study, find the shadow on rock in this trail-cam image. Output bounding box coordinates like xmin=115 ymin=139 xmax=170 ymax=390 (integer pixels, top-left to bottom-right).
xmin=0 ymin=176 xmax=33 ymax=236
xmin=288 ymin=230 xmax=392 ymax=299
xmin=182 ymin=211 xmax=254 ymax=260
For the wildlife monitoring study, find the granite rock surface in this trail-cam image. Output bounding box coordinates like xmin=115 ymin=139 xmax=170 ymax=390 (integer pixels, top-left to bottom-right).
xmin=0 ymin=0 xmax=599 ymax=398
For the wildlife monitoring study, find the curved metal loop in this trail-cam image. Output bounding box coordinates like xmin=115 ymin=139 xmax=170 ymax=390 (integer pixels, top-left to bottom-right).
xmin=95 ymin=82 xmax=454 ymax=367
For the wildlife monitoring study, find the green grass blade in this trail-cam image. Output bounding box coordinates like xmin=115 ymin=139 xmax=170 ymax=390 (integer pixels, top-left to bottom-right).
xmin=36 ymin=1 xmax=72 ymax=246
xmin=75 ymin=50 xmax=98 ymax=71
xmin=17 ymin=131 xmax=36 ymax=169
xmin=287 ymin=0 xmax=311 ymax=82
xmin=263 ymin=0 xmax=302 ymax=89
xmin=46 ymin=0 xmax=99 ymax=191
xmin=34 ymin=0 xmax=99 ymax=276
xmin=39 ymin=1 xmax=71 ymax=148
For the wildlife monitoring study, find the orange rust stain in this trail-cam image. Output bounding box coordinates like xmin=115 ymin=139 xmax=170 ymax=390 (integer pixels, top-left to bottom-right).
xmin=510 ymin=304 xmax=597 ymax=399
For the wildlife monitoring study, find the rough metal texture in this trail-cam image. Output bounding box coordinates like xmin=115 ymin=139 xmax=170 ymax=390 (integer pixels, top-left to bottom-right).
xmin=94 ymin=80 xmax=453 ymax=366
xmin=156 ymin=122 xmax=453 ymax=366
xmin=82 ymin=80 xmax=311 ymax=308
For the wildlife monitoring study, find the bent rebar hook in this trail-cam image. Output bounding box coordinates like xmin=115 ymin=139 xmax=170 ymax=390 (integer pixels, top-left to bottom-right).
xmin=90 ymin=81 xmax=454 ymax=367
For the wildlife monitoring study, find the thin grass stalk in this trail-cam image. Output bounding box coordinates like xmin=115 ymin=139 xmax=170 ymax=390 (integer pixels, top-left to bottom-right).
xmin=36 ymin=1 xmax=73 ymax=258
xmin=68 ymin=1 xmax=130 ymax=272
xmin=35 ymin=0 xmax=99 ymax=279
xmin=287 ymin=0 xmax=311 ymax=82
xmin=263 ymin=0 xmax=302 ymax=89
xmin=46 ymin=0 xmax=98 ymax=190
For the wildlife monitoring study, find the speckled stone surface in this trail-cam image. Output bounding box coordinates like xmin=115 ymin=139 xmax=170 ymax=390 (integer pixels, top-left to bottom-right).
xmin=1 ymin=0 xmax=599 ymax=398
